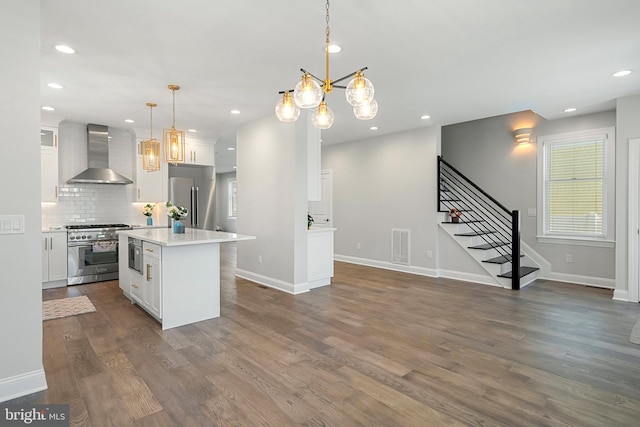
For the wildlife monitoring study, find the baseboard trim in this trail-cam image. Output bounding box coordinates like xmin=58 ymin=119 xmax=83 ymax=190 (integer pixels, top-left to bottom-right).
xmin=334 ymin=255 xmax=437 ymax=278
xmin=0 ymin=369 xmax=47 ymax=403
xmin=613 ymin=289 xmax=630 ymax=302
xmin=235 ymin=269 xmax=309 ymax=295
xmin=537 ymin=272 xmax=615 ymax=289
xmin=437 ymin=269 xmax=501 ymax=288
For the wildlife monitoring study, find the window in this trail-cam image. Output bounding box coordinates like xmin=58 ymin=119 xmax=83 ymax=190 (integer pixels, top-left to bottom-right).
xmin=228 ymin=179 xmax=237 ymax=219
xmin=537 ymin=127 xmax=614 ymax=246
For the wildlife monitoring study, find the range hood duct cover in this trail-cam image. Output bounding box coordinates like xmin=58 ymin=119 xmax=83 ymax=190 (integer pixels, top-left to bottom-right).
xmin=67 ymin=124 xmax=133 ymax=185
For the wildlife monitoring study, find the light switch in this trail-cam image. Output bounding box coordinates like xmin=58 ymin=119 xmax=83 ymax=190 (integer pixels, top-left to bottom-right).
xmin=0 ymin=215 xmax=25 ymax=234
xmin=527 ymin=208 xmax=537 ymax=217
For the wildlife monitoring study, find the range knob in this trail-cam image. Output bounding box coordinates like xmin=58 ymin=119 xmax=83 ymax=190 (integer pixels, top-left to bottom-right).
xmin=87 ymin=234 xmax=92 ymax=239
xmin=69 ymin=235 xmax=75 ymax=240
xmin=82 ymin=235 xmax=87 ymax=239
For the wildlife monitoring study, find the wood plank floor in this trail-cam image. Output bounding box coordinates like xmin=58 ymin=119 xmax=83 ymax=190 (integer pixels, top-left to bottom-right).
xmin=9 ymin=243 xmax=640 ymax=426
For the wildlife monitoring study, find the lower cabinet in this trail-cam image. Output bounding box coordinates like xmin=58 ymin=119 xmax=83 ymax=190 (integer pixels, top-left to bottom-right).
xmin=42 ymin=231 xmax=67 ymax=288
xmin=130 ymin=242 xmax=162 ymax=320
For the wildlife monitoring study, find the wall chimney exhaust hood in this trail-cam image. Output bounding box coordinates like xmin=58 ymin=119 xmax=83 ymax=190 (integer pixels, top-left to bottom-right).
xmin=67 ymin=124 xmax=133 ymax=185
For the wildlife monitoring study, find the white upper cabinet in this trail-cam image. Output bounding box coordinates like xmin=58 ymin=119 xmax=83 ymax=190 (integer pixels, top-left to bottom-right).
xmin=41 ymin=126 xmax=59 ymax=202
xmin=185 ymin=137 xmax=215 ymax=166
xmin=135 ymin=140 xmax=167 ymax=202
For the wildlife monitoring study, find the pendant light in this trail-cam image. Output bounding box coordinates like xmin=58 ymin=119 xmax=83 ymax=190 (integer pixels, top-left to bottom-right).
xmin=275 ymin=0 xmax=377 ymax=129
xmin=141 ymin=102 xmax=161 ymax=172
xmin=163 ymin=84 xmax=185 ymax=164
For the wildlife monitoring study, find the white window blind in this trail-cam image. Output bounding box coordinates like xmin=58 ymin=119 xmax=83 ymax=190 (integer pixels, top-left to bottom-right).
xmin=543 ymin=134 xmax=606 ymax=238
xmin=228 ymin=179 xmax=237 ymax=218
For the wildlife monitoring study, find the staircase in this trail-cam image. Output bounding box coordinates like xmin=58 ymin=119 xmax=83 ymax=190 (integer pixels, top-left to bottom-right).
xmin=438 ymin=156 xmax=539 ymax=290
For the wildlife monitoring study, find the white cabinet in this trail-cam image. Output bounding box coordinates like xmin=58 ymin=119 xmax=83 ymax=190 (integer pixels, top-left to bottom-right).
xmin=42 ymin=231 xmax=67 ymax=288
xmin=307 ymin=228 xmax=336 ymax=289
xmin=130 ymin=241 xmax=162 ymax=319
xmin=135 ymin=141 xmax=166 ymax=202
xmin=185 ymin=138 xmax=215 ymax=166
xmin=41 ymin=126 xmax=59 ymax=202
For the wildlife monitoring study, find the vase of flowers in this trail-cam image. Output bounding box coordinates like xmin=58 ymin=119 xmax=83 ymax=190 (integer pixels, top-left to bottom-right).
xmin=449 ymin=207 xmax=463 ymax=223
xmin=166 ymin=202 xmax=188 ymax=234
xmin=143 ymin=203 xmax=154 ymax=226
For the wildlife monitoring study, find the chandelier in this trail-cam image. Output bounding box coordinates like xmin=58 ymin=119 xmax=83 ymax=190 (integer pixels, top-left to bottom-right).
xmin=141 ymin=102 xmax=160 ymax=172
xmin=163 ymin=84 xmax=185 ymax=164
xmin=275 ymin=0 xmax=377 ymax=129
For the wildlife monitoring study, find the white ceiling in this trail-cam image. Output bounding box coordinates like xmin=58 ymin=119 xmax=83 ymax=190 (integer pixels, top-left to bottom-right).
xmin=40 ymin=0 xmax=640 ymax=173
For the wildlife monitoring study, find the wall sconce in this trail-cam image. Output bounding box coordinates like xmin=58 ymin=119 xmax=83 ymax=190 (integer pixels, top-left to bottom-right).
xmin=514 ymin=128 xmax=533 ymax=145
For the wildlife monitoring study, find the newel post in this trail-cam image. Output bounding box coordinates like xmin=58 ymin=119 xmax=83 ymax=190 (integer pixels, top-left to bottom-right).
xmin=512 ymin=210 xmax=520 ymax=290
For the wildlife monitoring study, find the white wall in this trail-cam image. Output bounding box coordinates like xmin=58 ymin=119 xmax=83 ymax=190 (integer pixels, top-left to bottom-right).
xmin=615 ymin=94 xmax=640 ymax=298
xmin=0 ymin=1 xmax=47 ymax=401
xmin=321 ymin=126 xmax=440 ymax=275
xmin=235 ymin=113 xmax=316 ymax=293
xmin=441 ymin=110 xmax=616 ymax=286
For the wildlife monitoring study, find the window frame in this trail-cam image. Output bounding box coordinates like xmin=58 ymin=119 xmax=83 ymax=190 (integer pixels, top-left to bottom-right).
xmin=227 ymin=178 xmax=237 ymax=219
xmin=536 ymin=127 xmax=615 ymax=248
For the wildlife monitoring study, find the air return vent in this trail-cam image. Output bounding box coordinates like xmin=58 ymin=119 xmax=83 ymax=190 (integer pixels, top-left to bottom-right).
xmin=391 ymin=228 xmax=410 ymax=265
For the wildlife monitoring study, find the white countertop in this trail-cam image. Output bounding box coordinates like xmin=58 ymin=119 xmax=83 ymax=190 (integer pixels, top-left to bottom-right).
xmin=118 ymin=227 xmax=255 ymax=247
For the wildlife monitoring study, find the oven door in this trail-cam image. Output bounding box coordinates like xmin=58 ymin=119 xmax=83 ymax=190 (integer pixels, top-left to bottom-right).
xmin=68 ymin=240 xmax=120 ymax=284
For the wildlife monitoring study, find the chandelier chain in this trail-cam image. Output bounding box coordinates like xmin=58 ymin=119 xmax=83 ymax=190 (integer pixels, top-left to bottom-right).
xmin=325 ymin=0 xmax=330 ymax=41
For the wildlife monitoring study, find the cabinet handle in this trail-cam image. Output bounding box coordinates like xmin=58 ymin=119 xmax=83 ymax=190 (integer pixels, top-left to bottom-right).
xmin=137 ymin=188 xmax=141 ymax=199
xmin=145 ymin=248 xmax=153 ymax=252
xmin=55 ymin=185 xmax=58 ymax=198
xmin=54 ymin=134 xmax=57 ymax=148
xmin=50 ymin=237 xmax=53 ymax=250
xmin=44 ymin=238 xmax=48 ymax=251
xmin=194 ymin=151 xmax=197 ymax=163
xmin=132 ymin=284 xmax=139 ymax=289
xmin=146 ymin=264 xmax=151 ymax=281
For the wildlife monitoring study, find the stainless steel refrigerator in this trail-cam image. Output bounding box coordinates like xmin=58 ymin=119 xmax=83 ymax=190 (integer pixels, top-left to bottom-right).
xmin=168 ymin=174 xmax=216 ymax=230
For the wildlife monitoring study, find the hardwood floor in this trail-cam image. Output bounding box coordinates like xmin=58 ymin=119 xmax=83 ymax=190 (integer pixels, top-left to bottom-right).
xmin=9 ymin=243 xmax=640 ymax=426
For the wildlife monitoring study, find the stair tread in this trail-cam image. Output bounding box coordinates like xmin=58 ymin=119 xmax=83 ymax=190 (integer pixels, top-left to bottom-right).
xmin=455 ymin=230 xmax=496 ymax=236
xmin=498 ymin=266 xmax=539 ymax=279
xmin=483 ymin=254 xmax=523 ymax=264
xmin=468 ymin=241 xmax=508 ymax=250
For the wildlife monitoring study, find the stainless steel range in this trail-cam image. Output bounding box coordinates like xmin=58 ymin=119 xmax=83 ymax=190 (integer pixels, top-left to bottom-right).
xmin=66 ymin=224 xmax=131 ymax=285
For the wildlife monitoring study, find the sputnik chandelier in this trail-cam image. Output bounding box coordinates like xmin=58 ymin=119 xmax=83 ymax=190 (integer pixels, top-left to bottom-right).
xmin=275 ymin=0 xmax=378 ymax=129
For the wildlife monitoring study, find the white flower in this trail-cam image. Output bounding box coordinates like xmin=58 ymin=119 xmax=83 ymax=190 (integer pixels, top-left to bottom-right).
xmin=166 ymin=202 xmax=188 ymax=220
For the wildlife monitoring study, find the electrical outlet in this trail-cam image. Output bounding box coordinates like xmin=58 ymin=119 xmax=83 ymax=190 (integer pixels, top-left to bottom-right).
xmin=528 ymin=208 xmax=537 ymax=217
xmin=565 ymin=254 xmax=573 ymax=263
xmin=427 ymin=250 xmax=433 ymax=259
xmin=258 ymin=255 xmax=263 ymax=264
xmin=356 ymin=243 xmax=361 ymax=250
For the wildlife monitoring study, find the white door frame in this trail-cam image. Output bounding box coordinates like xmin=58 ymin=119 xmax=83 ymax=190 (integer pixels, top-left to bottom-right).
xmin=628 ymin=138 xmax=640 ymax=303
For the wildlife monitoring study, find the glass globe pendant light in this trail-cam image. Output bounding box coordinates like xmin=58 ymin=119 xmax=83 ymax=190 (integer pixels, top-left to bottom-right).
xmin=312 ymin=101 xmax=334 ymax=129
xmin=293 ymin=73 xmax=323 ymax=108
xmin=275 ymin=91 xmax=300 ymax=122
xmin=353 ymin=98 xmax=378 ymax=120
xmin=346 ymin=70 xmax=375 ymax=106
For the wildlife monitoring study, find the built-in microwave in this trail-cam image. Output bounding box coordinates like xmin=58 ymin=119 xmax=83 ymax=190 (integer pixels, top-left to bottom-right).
xmin=128 ymin=237 xmax=142 ymax=274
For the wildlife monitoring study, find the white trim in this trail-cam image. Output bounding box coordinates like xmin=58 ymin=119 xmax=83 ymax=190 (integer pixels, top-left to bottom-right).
xmin=335 ymin=254 xmax=437 ymax=278
xmin=613 ymin=289 xmax=630 ymax=302
xmin=436 ymin=269 xmax=501 ymax=287
xmin=627 ymin=138 xmax=640 ymax=303
xmin=0 ymin=369 xmax=47 ymax=403
xmin=235 ymin=269 xmax=309 ymax=295
xmin=535 ymin=236 xmax=615 ymax=248
xmin=537 ymin=272 xmax=615 ymax=289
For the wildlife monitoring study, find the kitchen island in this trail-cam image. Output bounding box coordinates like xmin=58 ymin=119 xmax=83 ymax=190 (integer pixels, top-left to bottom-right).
xmin=118 ymin=228 xmax=255 ymax=330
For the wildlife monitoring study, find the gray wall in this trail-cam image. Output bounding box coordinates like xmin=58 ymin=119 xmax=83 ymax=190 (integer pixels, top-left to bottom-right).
xmin=215 ymin=172 xmax=237 ymax=233
xmin=0 ymin=1 xmax=47 ymax=401
xmin=441 ymin=110 xmax=616 ymax=283
xmin=322 ymin=126 xmax=440 ymax=274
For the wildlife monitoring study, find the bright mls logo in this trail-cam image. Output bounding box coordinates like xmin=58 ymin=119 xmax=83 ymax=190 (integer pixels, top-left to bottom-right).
xmin=1 ymin=404 xmax=69 ymax=426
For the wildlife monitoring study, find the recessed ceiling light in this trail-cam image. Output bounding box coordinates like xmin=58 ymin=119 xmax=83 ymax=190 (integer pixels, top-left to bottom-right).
xmin=370 ymin=126 xmax=378 ymax=130
xmin=188 ymin=129 xmax=197 ymax=133
xmin=41 ymin=106 xmax=55 ymax=111
xmin=327 ymin=44 xmax=342 ymax=54
xmin=230 ymin=109 xmax=240 ymax=115
xmin=227 ymin=147 xmax=235 ymax=151
xmin=563 ymin=107 xmax=577 ymax=113
xmin=55 ymin=44 xmax=75 ymax=54
xmin=47 ymin=82 xmax=64 ymax=89
xmin=124 ymin=119 xmax=135 ymax=123
xmin=420 ymin=115 xmax=431 ymax=120
xmin=613 ymin=70 xmax=632 ymax=77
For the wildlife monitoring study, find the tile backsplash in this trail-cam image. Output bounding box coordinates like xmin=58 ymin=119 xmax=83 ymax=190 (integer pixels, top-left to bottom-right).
xmin=42 ymin=121 xmax=167 ymax=229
